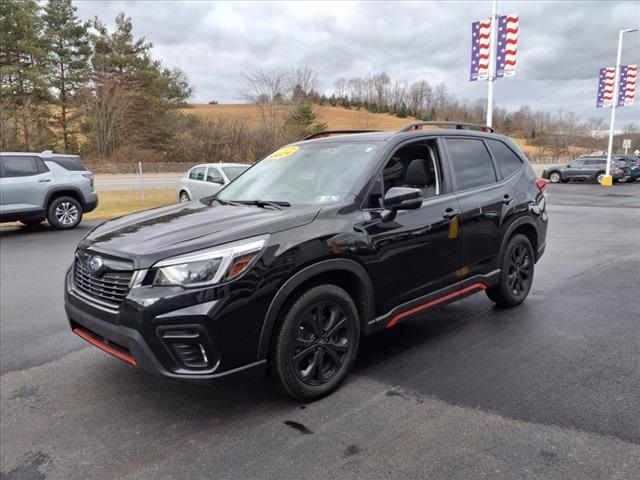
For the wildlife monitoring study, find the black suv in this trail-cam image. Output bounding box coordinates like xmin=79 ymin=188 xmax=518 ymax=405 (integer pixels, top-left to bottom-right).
xmin=65 ymin=122 xmax=548 ymax=401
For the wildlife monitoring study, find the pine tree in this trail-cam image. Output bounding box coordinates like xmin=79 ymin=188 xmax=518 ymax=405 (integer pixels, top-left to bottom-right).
xmin=0 ymin=0 xmax=50 ymax=150
xmin=42 ymin=0 xmax=91 ymax=152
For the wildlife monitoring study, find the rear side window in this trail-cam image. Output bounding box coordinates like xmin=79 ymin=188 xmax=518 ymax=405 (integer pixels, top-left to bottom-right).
xmin=0 ymin=156 xmax=40 ymax=177
xmin=485 ymin=139 xmax=523 ymax=178
xmin=445 ymin=138 xmax=497 ymax=191
xmin=189 ymin=167 xmax=206 ymax=181
xmin=49 ymin=156 xmax=85 ymax=171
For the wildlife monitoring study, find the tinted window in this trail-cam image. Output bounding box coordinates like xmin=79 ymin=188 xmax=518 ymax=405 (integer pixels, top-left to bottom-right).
xmin=206 ymin=167 xmax=223 ymax=183
xmin=222 ymin=166 xmax=247 ymax=181
xmin=189 ymin=167 xmax=206 ymax=181
xmin=48 ymin=156 xmax=85 ymax=171
xmin=486 ymin=139 xmax=522 ymax=178
xmin=0 ymin=156 xmax=39 ymax=177
xmin=445 ymin=138 xmax=497 ymax=190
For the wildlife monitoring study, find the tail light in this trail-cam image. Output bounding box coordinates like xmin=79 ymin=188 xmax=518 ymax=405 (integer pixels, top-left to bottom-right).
xmin=535 ymin=178 xmax=547 ymax=194
xmin=83 ymin=172 xmax=94 ymax=188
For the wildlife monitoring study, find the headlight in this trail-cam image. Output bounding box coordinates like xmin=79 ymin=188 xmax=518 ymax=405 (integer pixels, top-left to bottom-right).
xmin=152 ymin=235 xmax=268 ymax=287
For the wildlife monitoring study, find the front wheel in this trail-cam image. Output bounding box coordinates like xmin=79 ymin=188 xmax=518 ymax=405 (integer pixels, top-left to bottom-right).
xmin=486 ymin=234 xmax=535 ymax=308
xmin=47 ymin=196 xmax=83 ymax=229
xmin=270 ymin=284 xmax=360 ymax=401
xmin=179 ymin=190 xmax=190 ymax=202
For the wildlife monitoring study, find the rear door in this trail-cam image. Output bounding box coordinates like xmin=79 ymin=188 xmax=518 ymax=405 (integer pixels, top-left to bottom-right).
xmin=443 ymin=137 xmax=512 ymax=278
xmin=0 ymin=156 xmax=52 ymax=214
xmin=187 ymin=166 xmax=207 ymax=199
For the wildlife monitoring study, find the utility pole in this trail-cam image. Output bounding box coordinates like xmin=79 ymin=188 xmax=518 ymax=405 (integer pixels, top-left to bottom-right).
xmin=486 ymin=0 xmax=498 ymax=127
xmin=603 ymin=28 xmax=638 ymax=186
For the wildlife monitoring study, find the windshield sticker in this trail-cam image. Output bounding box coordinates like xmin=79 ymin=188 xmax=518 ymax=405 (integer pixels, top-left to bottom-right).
xmin=317 ymin=195 xmax=341 ymax=203
xmin=267 ymin=146 xmax=300 ymax=160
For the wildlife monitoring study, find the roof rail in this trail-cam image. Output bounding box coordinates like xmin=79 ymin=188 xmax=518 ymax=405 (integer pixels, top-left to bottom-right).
xmin=303 ymin=130 xmax=380 ymax=141
xmin=399 ymin=122 xmax=495 ymax=133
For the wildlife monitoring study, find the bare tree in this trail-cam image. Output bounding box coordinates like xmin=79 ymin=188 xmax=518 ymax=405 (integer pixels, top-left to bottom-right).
xmin=285 ymin=66 xmax=319 ymax=101
xmin=242 ymin=69 xmax=286 ymax=134
xmin=87 ymin=81 xmax=133 ymax=160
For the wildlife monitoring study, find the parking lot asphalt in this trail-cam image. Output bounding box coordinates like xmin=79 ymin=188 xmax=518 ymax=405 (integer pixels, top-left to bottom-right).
xmin=1 ymin=182 xmax=639 ymax=479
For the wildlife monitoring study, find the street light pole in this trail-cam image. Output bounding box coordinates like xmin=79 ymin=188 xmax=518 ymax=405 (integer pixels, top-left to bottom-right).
xmin=486 ymin=0 xmax=498 ymax=127
xmin=603 ymin=28 xmax=638 ymax=186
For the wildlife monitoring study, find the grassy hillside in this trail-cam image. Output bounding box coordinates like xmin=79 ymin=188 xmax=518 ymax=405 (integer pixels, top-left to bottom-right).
xmin=180 ymin=104 xmax=589 ymax=160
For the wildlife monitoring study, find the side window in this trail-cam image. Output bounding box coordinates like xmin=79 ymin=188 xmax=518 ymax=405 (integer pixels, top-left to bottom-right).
xmin=0 ymin=156 xmax=40 ymax=178
xmin=36 ymin=158 xmax=50 ymax=173
xmin=445 ymin=138 xmax=497 ymax=191
xmin=206 ymin=167 xmax=223 ymax=184
xmin=367 ymin=141 xmax=443 ymax=208
xmin=569 ymin=160 xmax=583 ymax=167
xmin=485 ymin=139 xmax=523 ymax=178
xmin=189 ymin=167 xmax=206 ymax=181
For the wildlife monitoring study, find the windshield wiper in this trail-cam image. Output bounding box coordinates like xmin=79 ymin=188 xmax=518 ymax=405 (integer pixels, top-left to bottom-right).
xmin=209 ymin=197 xmax=243 ymax=207
xmin=233 ymin=200 xmax=291 ymax=210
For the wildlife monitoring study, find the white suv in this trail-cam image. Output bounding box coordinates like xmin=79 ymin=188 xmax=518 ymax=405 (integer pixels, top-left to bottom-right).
xmin=0 ymin=151 xmax=98 ymax=229
xmin=177 ymin=163 xmax=248 ymax=202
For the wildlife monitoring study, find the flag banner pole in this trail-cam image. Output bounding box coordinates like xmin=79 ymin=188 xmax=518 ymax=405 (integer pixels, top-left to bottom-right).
xmin=486 ymin=0 xmax=498 ymax=127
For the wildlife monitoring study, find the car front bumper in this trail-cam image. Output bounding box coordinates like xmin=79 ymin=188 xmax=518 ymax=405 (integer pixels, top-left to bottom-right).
xmin=64 ymin=267 xmax=268 ymax=383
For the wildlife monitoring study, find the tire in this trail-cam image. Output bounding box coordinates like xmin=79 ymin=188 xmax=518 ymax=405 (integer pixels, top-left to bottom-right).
xmin=596 ymin=172 xmax=605 ymax=184
xmin=548 ymin=171 xmax=561 ymax=183
xmin=47 ymin=196 xmax=83 ymax=229
xmin=179 ymin=190 xmax=190 ymax=202
xmin=486 ymin=234 xmax=535 ymax=308
xmin=270 ymin=284 xmax=360 ymax=401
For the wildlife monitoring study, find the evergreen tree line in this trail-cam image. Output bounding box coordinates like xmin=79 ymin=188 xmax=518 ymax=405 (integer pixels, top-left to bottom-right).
xmin=1 ymin=0 xmax=191 ymax=159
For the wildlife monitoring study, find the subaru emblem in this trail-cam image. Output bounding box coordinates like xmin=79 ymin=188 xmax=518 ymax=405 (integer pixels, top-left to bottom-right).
xmin=87 ymin=255 xmax=103 ymax=273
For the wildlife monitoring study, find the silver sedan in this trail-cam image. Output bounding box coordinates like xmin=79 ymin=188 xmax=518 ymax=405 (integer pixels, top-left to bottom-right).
xmin=177 ymin=163 xmax=249 ymax=202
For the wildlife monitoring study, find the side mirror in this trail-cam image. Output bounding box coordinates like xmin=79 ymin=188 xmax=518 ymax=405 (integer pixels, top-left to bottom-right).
xmin=381 ymin=187 xmax=423 ymax=222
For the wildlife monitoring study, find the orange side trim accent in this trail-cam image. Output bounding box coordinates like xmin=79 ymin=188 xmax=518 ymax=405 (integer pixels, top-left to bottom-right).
xmin=386 ymin=283 xmax=487 ymax=328
xmin=73 ymin=327 xmax=137 ymax=367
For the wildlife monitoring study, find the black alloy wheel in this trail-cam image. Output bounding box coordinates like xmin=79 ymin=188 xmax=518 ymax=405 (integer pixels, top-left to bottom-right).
xmin=486 ymin=234 xmax=535 ymax=307
xmin=271 ymin=284 xmax=360 ymax=401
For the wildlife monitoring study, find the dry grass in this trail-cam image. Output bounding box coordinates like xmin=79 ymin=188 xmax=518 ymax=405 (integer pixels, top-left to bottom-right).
xmin=181 ymin=104 xmax=419 ymax=130
xmin=85 ymin=190 xmax=177 ymax=220
xmin=181 ymin=103 xmax=591 ymax=159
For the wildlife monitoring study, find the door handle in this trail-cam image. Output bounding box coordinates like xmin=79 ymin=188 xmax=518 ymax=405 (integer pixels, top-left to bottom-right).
xmin=442 ymin=208 xmax=460 ymax=219
xmin=38 ymin=179 xmax=51 ymax=183
xmin=502 ymin=194 xmax=513 ymax=205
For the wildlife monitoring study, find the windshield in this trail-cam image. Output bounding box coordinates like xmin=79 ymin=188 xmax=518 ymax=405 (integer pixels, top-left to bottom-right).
xmin=222 ymin=166 xmax=248 ymax=181
xmin=217 ymin=141 xmax=380 ymax=206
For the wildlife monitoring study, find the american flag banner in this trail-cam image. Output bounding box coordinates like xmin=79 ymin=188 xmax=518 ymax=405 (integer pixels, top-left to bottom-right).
xmin=596 ymin=67 xmax=616 ymax=108
xmin=470 ymin=19 xmax=491 ymax=81
xmin=617 ymin=64 xmax=637 ymax=107
xmin=495 ymin=15 xmax=519 ymax=78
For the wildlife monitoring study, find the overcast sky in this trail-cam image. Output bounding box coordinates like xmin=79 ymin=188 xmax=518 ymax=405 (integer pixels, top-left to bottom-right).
xmin=74 ymin=0 xmax=640 ymax=124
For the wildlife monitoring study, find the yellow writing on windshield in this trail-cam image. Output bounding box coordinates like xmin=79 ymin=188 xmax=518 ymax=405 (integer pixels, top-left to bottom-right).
xmin=267 ymin=146 xmax=300 ymax=160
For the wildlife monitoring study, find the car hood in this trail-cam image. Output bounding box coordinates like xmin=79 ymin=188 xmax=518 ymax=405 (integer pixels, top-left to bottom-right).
xmin=79 ymin=201 xmax=320 ymax=269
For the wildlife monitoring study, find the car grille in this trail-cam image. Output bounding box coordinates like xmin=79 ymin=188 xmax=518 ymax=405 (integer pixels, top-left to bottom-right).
xmin=73 ymin=254 xmax=133 ymax=309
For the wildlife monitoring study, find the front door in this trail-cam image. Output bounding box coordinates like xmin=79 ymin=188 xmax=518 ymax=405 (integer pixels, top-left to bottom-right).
xmin=357 ymin=140 xmax=463 ymax=316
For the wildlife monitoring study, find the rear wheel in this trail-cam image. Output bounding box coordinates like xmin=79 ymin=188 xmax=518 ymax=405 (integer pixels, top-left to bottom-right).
xmin=270 ymin=284 xmax=360 ymax=401
xmin=179 ymin=190 xmax=190 ymax=202
xmin=486 ymin=234 xmax=534 ymax=308
xmin=596 ymin=172 xmax=605 ymax=184
xmin=47 ymin=196 xmax=83 ymax=229
xmin=549 ymin=171 xmax=561 ymax=183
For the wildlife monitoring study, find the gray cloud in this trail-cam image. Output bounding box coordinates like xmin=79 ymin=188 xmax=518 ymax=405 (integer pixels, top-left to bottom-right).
xmin=74 ymin=0 xmax=640 ymax=123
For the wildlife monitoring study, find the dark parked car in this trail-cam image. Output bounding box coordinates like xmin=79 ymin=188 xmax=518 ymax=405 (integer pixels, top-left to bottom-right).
xmin=542 ymin=156 xmax=630 ymax=184
xmin=65 ymin=122 xmax=548 ymax=401
xmin=614 ymin=155 xmax=640 ymax=182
